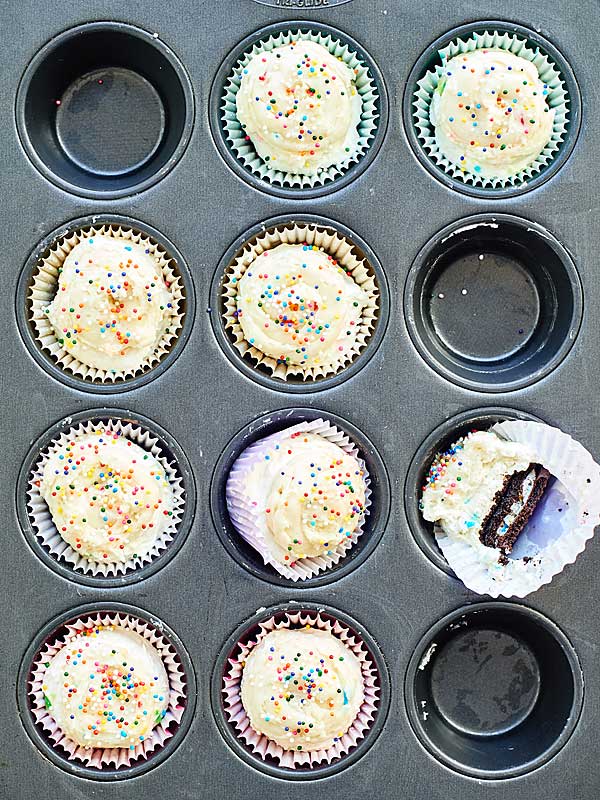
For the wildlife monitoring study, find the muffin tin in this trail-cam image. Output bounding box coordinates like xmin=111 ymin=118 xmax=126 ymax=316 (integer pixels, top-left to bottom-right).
xmin=3 ymin=1 xmax=600 ymax=798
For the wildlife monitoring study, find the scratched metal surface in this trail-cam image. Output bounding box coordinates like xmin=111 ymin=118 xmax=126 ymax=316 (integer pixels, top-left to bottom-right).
xmin=1 ymin=0 xmax=599 ymax=798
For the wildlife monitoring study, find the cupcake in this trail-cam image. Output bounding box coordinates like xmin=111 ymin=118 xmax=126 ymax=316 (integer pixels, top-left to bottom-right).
xmin=226 ymin=418 xmax=370 ymax=580
xmin=44 ymin=234 xmax=175 ymax=373
xmin=235 ymin=39 xmax=361 ymax=177
xmin=419 ymin=421 xmax=600 ymax=597
xmin=40 ymin=428 xmax=175 ymax=565
xmin=42 ymin=625 xmax=168 ymax=751
xmin=430 ymin=49 xmax=555 ymax=180
xmin=240 ymin=627 xmax=364 ymax=752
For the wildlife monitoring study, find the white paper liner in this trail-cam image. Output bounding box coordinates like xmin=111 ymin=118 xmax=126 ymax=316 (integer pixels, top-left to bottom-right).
xmin=222 ymin=610 xmax=379 ymax=768
xmin=226 ymin=418 xmax=372 ymax=581
xmin=26 ymin=419 xmax=186 ymax=577
xmin=29 ymin=611 xmax=187 ymax=770
xmin=435 ymin=421 xmax=600 ymax=598
xmin=412 ymin=30 xmax=570 ymax=188
xmin=28 ymin=223 xmax=185 ymax=383
xmin=221 ymin=28 xmax=379 ymax=188
xmin=222 ymin=222 xmax=379 ymax=381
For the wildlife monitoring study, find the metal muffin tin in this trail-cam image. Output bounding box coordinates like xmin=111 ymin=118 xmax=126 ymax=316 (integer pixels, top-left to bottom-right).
xmin=3 ymin=1 xmax=600 ymax=798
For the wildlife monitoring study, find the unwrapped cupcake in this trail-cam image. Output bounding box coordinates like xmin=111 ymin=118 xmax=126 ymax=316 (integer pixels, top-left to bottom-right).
xmin=420 ymin=420 xmax=600 ymax=597
xmin=226 ymin=418 xmax=370 ymax=580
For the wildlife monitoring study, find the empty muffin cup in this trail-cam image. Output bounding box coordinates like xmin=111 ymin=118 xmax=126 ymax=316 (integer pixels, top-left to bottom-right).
xmin=17 ymin=215 xmax=194 ymax=392
xmin=405 ymin=602 xmax=583 ymax=779
xmin=16 ymin=408 xmax=196 ymax=587
xmin=15 ymin=21 xmax=194 ymax=199
xmin=211 ymin=602 xmax=390 ymax=779
xmin=405 ymin=407 xmax=542 ymax=577
xmin=210 ymin=215 xmax=388 ymax=392
xmin=209 ymin=21 xmax=388 ymax=198
xmin=404 ymin=214 xmax=582 ymax=391
xmin=404 ymin=21 xmax=581 ymax=197
xmin=18 ymin=602 xmax=195 ymax=780
xmin=210 ymin=407 xmax=390 ymax=587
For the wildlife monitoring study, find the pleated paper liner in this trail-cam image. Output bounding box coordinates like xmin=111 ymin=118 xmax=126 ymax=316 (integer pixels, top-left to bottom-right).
xmin=221 ymin=28 xmax=379 ymax=189
xmin=435 ymin=421 xmax=600 ymax=598
xmin=27 ymin=221 xmax=185 ymax=383
xmin=222 ymin=221 xmax=379 ymax=382
xmin=226 ymin=416 xmax=371 ymax=581
xmin=412 ymin=29 xmax=570 ymax=189
xmin=222 ymin=609 xmax=379 ymax=769
xmin=26 ymin=418 xmax=186 ymax=578
xmin=28 ymin=610 xmax=188 ymax=772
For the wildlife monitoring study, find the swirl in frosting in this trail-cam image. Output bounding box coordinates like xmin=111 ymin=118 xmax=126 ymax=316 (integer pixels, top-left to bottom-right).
xmin=43 ymin=626 xmax=169 ymax=749
xmin=46 ymin=235 xmax=175 ymax=372
xmin=430 ymin=49 xmax=555 ymax=179
xmin=41 ymin=429 xmax=174 ymax=563
xmin=236 ymin=243 xmax=368 ymax=370
xmin=241 ymin=627 xmax=364 ymax=752
xmin=235 ymin=40 xmax=362 ymax=175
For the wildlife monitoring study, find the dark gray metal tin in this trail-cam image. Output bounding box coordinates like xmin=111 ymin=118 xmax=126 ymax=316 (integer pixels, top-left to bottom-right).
xmin=16 ymin=408 xmax=197 ymax=588
xmin=208 ymin=213 xmax=390 ymax=393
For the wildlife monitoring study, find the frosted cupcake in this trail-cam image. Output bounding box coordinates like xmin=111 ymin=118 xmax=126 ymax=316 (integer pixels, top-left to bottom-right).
xmin=235 ymin=40 xmax=362 ymax=177
xmin=429 ymin=49 xmax=555 ymax=180
xmin=44 ymin=234 xmax=176 ymax=373
xmin=241 ymin=627 xmax=364 ymax=752
xmin=420 ymin=421 xmax=600 ymax=597
xmin=42 ymin=625 xmax=169 ymax=750
xmin=40 ymin=428 xmax=175 ymax=564
xmin=226 ymin=419 xmax=369 ymax=580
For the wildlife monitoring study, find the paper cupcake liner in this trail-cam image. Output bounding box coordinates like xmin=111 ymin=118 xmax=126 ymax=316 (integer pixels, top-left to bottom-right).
xmin=28 ymin=222 xmax=185 ymax=383
xmin=222 ymin=610 xmax=379 ymax=768
xmin=28 ymin=611 xmax=187 ymax=770
xmin=222 ymin=222 xmax=379 ymax=381
xmin=226 ymin=418 xmax=372 ymax=581
xmin=26 ymin=418 xmax=186 ymax=577
xmin=412 ymin=29 xmax=570 ymax=188
xmin=435 ymin=421 xmax=600 ymax=598
xmin=221 ymin=28 xmax=379 ymax=188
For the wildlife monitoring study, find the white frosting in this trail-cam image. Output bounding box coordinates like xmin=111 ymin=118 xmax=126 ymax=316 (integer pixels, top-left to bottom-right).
xmin=237 ymin=431 xmax=366 ymax=564
xmin=430 ymin=49 xmax=555 ymax=179
xmin=236 ymin=243 xmax=368 ymax=369
xmin=41 ymin=430 xmax=174 ymax=563
xmin=46 ymin=235 xmax=174 ymax=372
xmin=43 ymin=626 xmax=169 ymax=749
xmin=241 ymin=627 xmax=364 ymax=752
xmin=235 ymin=40 xmax=362 ymax=176
xmin=420 ymin=430 xmax=536 ymax=542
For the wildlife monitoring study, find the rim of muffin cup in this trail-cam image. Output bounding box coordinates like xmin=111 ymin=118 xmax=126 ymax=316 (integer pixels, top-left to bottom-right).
xmin=404 ymin=406 xmax=544 ymax=577
xmin=17 ymin=602 xmax=196 ymax=781
xmin=209 ymin=214 xmax=389 ymax=393
xmin=210 ymin=407 xmax=391 ymax=587
xmin=210 ymin=601 xmax=390 ymax=780
xmin=402 ymin=19 xmax=582 ymax=198
xmin=208 ymin=20 xmax=389 ymax=199
xmin=16 ymin=408 xmax=196 ymax=588
xmin=16 ymin=214 xmax=195 ymax=394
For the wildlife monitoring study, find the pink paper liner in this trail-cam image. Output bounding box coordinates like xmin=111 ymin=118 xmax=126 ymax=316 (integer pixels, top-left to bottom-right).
xmin=225 ymin=418 xmax=372 ymax=580
xmin=222 ymin=609 xmax=379 ymax=768
xmin=28 ymin=611 xmax=187 ymax=770
xmin=26 ymin=418 xmax=186 ymax=576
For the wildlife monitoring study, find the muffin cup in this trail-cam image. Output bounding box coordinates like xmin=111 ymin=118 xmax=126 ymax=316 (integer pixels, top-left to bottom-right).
xmin=222 ymin=221 xmax=379 ymax=382
xmin=226 ymin=417 xmax=372 ymax=581
xmin=412 ymin=28 xmax=570 ymax=189
xmin=221 ymin=27 xmax=379 ymax=189
xmin=435 ymin=420 xmax=600 ymax=597
xmin=26 ymin=417 xmax=186 ymax=577
xmin=28 ymin=610 xmax=187 ymax=770
xmin=28 ymin=221 xmax=185 ymax=383
xmin=222 ymin=608 xmax=379 ymax=769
